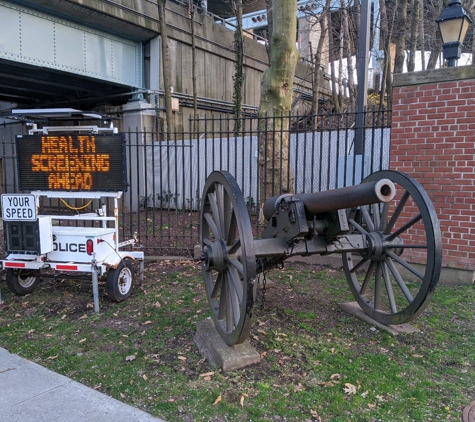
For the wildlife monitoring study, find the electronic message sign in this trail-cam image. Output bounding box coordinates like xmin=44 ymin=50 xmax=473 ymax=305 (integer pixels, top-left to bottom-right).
xmin=16 ymin=134 xmax=127 ymax=191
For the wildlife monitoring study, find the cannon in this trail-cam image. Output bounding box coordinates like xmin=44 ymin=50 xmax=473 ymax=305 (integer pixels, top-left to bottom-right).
xmin=199 ymin=170 xmax=442 ymax=346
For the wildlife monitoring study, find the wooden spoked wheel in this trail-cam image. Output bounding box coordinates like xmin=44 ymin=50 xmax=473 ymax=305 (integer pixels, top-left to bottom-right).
xmin=343 ymin=170 xmax=442 ymax=325
xmin=199 ymin=171 xmax=257 ymax=345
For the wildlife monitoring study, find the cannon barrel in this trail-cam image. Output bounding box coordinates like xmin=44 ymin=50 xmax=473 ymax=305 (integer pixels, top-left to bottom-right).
xmin=263 ymin=178 xmax=396 ymax=221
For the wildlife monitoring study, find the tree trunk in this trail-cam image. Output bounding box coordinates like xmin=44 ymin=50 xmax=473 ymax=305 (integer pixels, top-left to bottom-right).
xmin=157 ymin=0 xmax=174 ymax=135
xmin=258 ymin=0 xmax=300 ymax=216
xmin=420 ymin=0 xmax=426 ymax=70
xmin=327 ymin=12 xmax=339 ymax=111
xmin=407 ymin=0 xmax=421 ymax=72
xmin=265 ymin=0 xmax=273 ymax=60
xmin=190 ymin=0 xmax=198 ymax=131
xmin=340 ymin=0 xmax=355 ymax=110
xmin=232 ymin=0 xmax=244 ymax=134
xmin=311 ymin=0 xmax=332 ymax=121
xmin=394 ymin=0 xmax=408 ymax=73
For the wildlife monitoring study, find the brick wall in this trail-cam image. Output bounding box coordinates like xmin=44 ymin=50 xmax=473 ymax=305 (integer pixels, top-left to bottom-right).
xmin=392 ymin=67 xmax=475 ymax=272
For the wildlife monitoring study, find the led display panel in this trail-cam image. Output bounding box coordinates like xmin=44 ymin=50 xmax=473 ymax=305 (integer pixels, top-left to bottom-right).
xmin=16 ymin=134 xmax=127 ymax=191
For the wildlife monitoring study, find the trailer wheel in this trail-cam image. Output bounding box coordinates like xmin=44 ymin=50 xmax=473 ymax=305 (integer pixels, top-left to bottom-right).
xmin=6 ymin=269 xmax=39 ymax=295
xmin=106 ymin=259 xmax=134 ymax=302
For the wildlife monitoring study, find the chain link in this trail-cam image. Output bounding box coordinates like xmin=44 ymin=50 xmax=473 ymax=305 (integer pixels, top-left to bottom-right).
xmin=256 ymin=258 xmax=267 ymax=310
xmin=255 ymin=258 xmax=284 ymax=310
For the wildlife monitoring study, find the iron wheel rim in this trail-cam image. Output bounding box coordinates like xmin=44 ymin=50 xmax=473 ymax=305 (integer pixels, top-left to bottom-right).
xmin=200 ymin=171 xmax=257 ymax=345
xmin=343 ymin=170 xmax=442 ymax=325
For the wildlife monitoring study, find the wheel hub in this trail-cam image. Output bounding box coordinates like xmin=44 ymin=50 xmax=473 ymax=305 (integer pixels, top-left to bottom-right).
xmin=200 ymin=239 xmax=228 ymax=272
xmin=361 ymin=232 xmax=404 ymax=261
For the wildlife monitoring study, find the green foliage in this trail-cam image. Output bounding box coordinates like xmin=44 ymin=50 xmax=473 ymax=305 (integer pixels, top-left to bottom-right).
xmin=1 ymin=263 xmax=474 ymax=421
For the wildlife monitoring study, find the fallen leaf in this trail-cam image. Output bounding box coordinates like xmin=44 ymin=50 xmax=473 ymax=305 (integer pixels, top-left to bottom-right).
xmin=199 ymin=372 xmax=215 ymax=378
xmin=120 ymin=393 xmax=126 ymax=399
xmin=368 ymin=403 xmax=376 ymax=409
xmin=78 ymin=314 xmax=87 ymax=320
xmin=79 ymin=338 xmax=86 ymax=343
xmin=257 ymin=329 xmax=267 ymax=335
xmin=143 ymin=321 xmax=152 ymax=325
xmin=330 ymin=373 xmax=341 ymax=380
xmin=310 ymin=409 xmax=322 ymax=421
xmin=125 ymin=355 xmax=136 ymax=362
xmin=142 ymin=374 xmax=148 ymax=381
xmin=240 ymin=395 xmax=245 ymax=407
xmin=168 ymin=398 xmax=175 ymax=402
xmin=47 ymin=355 xmax=58 ymax=360
xmin=177 ymin=355 xmax=187 ymax=361
xmin=344 ymin=383 xmax=357 ymax=395
xmin=318 ymin=381 xmax=334 ymax=387
xmin=213 ymin=395 xmax=222 ymax=406
xmin=361 ymin=390 xmax=369 ymax=398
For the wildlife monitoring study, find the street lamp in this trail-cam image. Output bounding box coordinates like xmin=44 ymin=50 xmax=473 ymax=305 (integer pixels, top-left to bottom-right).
xmin=436 ymin=0 xmax=473 ymax=67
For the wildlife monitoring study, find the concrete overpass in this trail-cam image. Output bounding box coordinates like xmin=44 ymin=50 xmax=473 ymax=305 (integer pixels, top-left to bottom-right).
xmin=0 ymin=0 xmax=321 ymax=126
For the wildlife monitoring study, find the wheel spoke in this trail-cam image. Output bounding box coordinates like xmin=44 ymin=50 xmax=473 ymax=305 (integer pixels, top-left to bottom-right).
xmin=227 ymin=238 xmax=241 ymax=255
xmin=381 ymin=262 xmax=398 ymax=314
xmin=228 ymin=265 xmax=244 ymax=300
xmin=387 ymin=251 xmax=425 ymax=281
xmin=215 ymin=183 xmax=226 ymax=236
xmin=208 ymin=192 xmax=223 ymax=239
xmin=386 ymin=213 xmax=423 ymax=242
xmin=379 ymin=202 xmax=390 ymax=231
xmin=383 ymin=190 xmax=409 ymax=235
xmin=204 ymin=211 xmax=221 ymax=240
xmin=226 ymin=211 xmax=238 ymax=246
xmin=360 ymin=261 xmax=376 ymax=295
xmin=218 ymin=280 xmax=227 ymax=320
xmin=348 ymin=218 xmax=368 ymax=235
xmin=372 ymin=203 xmax=381 ymax=232
xmin=360 ymin=205 xmax=375 ymax=232
xmin=374 ymin=263 xmax=382 ymax=310
xmin=385 ymin=257 xmax=414 ymax=303
xmin=349 ymin=256 xmax=369 ymax=274
xmin=386 ymin=243 xmax=427 ymax=249
xmin=210 ymin=272 xmax=223 ymax=298
xmin=229 ymin=257 xmax=244 ymax=276
xmin=225 ymin=279 xmax=234 ymax=331
xmin=227 ymin=272 xmax=241 ymax=327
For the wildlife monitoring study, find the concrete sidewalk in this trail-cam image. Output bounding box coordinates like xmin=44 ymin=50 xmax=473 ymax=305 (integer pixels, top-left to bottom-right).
xmin=0 ymin=347 xmax=164 ymax=422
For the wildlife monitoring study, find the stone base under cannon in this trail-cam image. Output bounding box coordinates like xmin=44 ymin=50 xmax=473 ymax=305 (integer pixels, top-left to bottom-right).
xmin=194 ymin=319 xmax=260 ymax=372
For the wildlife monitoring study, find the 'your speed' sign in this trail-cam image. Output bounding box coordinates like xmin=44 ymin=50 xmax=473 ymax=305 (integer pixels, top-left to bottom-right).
xmin=2 ymin=194 xmax=36 ymax=221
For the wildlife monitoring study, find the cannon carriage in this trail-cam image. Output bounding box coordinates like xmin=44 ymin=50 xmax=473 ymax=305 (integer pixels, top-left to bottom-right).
xmin=199 ymin=170 xmax=442 ymax=346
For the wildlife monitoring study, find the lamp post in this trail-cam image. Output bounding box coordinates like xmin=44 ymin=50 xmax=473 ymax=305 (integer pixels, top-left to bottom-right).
xmin=436 ymin=0 xmax=473 ymax=67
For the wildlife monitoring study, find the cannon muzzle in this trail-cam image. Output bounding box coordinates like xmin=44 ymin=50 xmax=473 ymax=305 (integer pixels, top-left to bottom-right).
xmin=263 ymin=178 xmax=396 ymax=220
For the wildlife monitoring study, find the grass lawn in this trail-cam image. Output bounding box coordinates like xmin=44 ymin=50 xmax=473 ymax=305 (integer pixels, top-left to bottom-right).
xmin=1 ymin=260 xmax=474 ymax=421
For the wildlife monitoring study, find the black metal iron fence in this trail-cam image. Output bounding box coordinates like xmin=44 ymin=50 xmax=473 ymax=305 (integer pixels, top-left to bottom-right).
xmin=1 ymin=109 xmax=391 ymax=257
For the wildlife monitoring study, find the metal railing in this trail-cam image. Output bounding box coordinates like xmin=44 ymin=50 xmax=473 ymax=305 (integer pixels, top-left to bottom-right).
xmin=1 ymin=109 xmax=391 ymax=257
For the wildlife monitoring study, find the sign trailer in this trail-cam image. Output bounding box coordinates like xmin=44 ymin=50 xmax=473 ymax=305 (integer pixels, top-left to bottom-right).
xmin=0 ymin=115 xmax=143 ymax=312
